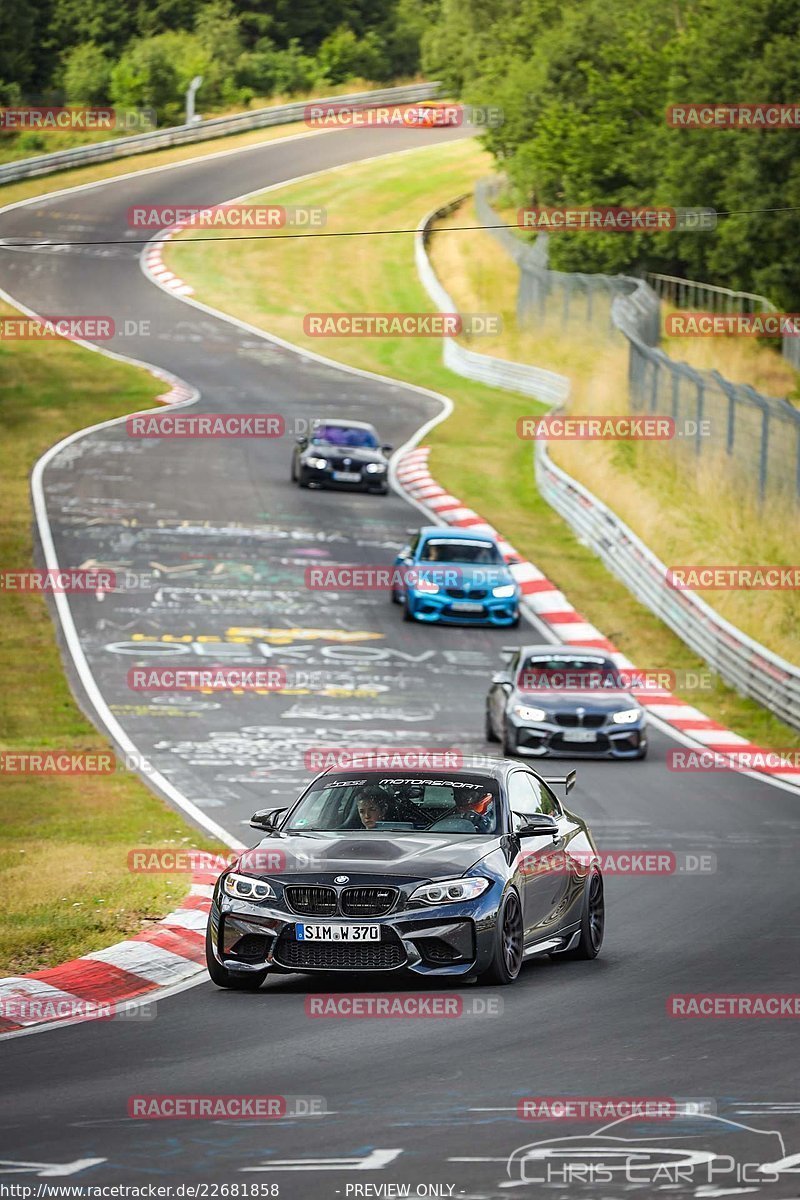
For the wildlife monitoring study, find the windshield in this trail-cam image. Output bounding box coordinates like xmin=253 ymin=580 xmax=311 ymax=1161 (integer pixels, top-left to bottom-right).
xmin=419 ymin=539 xmax=504 ymax=565
xmin=518 ymin=654 xmax=620 ymax=692
xmin=311 ymin=424 xmax=379 ymax=449
xmin=286 ymin=772 xmax=500 ymax=834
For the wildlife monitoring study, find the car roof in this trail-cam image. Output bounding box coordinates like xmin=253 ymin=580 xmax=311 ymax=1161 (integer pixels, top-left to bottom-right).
xmin=512 ymin=643 xmax=615 ymax=659
xmin=418 ymin=525 xmax=499 ymax=542
xmin=314 ymin=419 xmax=377 ymax=431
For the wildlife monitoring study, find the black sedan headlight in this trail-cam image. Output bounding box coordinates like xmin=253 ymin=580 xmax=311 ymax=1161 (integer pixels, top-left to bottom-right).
xmin=410 ymin=877 xmax=491 ymax=904
xmin=222 ymin=872 xmax=275 ymax=902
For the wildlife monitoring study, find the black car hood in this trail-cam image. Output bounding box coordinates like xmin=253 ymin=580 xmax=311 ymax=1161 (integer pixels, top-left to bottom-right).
xmin=513 ymin=688 xmax=640 ymax=712
xmin=304 ymin=445 xmax=384 ymax=463
xmin=240 ymin=832 xmax=497 ymax=882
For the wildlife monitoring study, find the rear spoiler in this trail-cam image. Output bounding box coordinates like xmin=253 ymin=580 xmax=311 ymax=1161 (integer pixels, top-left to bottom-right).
xmin=543 ymin=770 xmax=576 ymax=796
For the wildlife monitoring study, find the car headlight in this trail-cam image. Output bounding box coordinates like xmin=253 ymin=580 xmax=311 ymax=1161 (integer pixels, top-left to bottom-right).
xmin=410 ymin=877 xmax=491 ymax=904
xmin=514 ymin=704 xmax=548 ymax=722
xmin=492 ymin=583 xmax=517 ymax=598
xmin=416 ymin=578 xmax=440 ymax=594
xmin=223 ymin=872 xmax=275 ymax=902
xmin=611 ymin=707 xmax=642 ymax=725
xmin=364 ymin=462 xmax=386 ymax=473
xmin=305 ymin=456 xmax=328 ymax=469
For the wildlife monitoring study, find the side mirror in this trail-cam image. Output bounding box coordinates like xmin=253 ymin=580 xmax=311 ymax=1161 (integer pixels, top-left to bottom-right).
xmin=295 ymin=435 xmax=308 ymax=447
xmin=250 ymin=807 xmax=287 ymax=831
xmin=515 ymin=813 xmax=559 ymax=838
xmin=382 ymin=444 xmax=393 ymax=455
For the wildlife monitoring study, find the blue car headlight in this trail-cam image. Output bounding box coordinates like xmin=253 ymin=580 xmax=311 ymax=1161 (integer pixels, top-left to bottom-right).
xmin=492 ymin=583 xmax=517 ymax=598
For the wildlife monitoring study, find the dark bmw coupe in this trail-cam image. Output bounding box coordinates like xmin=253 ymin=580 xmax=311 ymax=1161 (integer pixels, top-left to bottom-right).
xmin=206 ymin=760 xmax=604 ymax=990
xmin=486 ymin=644 xmax=648 ymax=760
xmin=291 ymin=419 xmax=392 ymax=493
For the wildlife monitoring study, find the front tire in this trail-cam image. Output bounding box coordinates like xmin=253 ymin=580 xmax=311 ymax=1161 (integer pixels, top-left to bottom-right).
xmin=402 ymin=598 xmax=415 ymax=622
xmin=485 ymin=707 xmax=499 ymax=742
xmin=560 ymin=871 xmax=604 ymax=960
xmin=206 ymin=926 xmax=268 ymax=990
xmin=479 ymin=891 xmax=524 ymax=985
xmin=502 ymin=721 xmax=517 ymax=757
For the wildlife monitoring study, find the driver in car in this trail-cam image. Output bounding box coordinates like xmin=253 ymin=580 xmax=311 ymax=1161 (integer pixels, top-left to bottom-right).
xmin=452 ymin=789 xmax=496 ymax=833
xmin=356 ymin=786 xmax=393 ymax=830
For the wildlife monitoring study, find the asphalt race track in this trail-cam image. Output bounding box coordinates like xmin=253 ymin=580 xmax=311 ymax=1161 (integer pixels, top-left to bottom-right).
xmin=1 ymin=124 xmax=799 ymax=1195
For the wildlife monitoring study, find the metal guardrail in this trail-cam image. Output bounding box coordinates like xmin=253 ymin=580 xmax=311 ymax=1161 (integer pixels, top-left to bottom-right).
xmin=416 ymin=187 xmax=800 ymax=730
xmin=0 ymin=83 xmax=441 ymax=184
xmin=415 ymin=200 xmax=569 ymax=405
xmin=535 ymin=442 xmax=800 ymax=731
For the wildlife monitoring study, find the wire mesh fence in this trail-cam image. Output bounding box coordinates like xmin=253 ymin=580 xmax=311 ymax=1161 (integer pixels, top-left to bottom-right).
xmin=475 ymin=179 xmax=800 ymax=504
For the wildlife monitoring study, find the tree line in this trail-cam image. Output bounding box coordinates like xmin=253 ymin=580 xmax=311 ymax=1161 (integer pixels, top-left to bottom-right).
xmin=421 ymin=0 xmax=800 ymax=309
xmin=0 ymin=0 xmax=437 ymax=125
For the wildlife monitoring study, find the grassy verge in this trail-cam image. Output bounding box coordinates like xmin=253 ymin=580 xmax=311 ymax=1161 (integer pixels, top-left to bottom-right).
xmin=0 ymin=303 xmax=222 ymax=973
xmin=165 ymin=139 xmax=800 ymax=753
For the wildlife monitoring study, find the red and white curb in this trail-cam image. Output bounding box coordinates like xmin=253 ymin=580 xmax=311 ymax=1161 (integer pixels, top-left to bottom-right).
xmin=395 ymin=447 xmax=800 ymax=788
xmin=0 ymin=858 xmax=228 ymax=1038
xmin=143 ymin=227 xmax=194 ymax=299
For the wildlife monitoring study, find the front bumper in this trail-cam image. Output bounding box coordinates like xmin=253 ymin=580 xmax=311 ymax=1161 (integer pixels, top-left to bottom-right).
xmin=507 ymin=714 xmax=647 ymax=759
xmin=300 ymin=464 xmax=387 ymax=491
xmin=208 ymin=890 xmax=502 ymax=978
xmin=407 ymin=589 xmax=519 ymax=626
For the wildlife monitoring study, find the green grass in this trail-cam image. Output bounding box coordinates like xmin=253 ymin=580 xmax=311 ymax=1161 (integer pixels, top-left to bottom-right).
xmin=166 ymin=138 xmax=800 ymax=753
xmin=0 ymin=303 xmax=221 ymax=973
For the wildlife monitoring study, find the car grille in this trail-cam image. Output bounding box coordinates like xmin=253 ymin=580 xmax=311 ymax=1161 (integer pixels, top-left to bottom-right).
xmin=555 ymin=712 xmax=607 ymax=728
xmin=340 ymin=886 xmax=397 ymax=917
xmin=285 ymin=885 xmax=397 ymax=917
xmin=285 ymin=886 xmax=338 ymax=917
xmin=329 ymin=457 xmax=362 ymax=472
xmin=445 ymin=587 xmax=488 ymax=600
xmin=273 ymin=933 xmax=406 ymax=972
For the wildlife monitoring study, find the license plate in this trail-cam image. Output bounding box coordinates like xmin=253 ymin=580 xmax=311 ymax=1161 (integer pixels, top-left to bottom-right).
xmin=333 ymin=471 xmax=361 ymax=483
xmin=296 ymin=924 xmax=380 ymax=941
xmin=451 ymin=601 xmax=484 ymax=613
xmin=561 ymin=729 xmax=598 ymax=743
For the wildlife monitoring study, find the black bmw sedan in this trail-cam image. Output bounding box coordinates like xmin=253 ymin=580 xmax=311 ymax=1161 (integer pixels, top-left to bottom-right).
xmin=291 ymin=419 xmax=392 ymax=493
xmin=205 ymin=760 xmax=604 ymax=990
xmin=486 ymin=644 xmax=648 ymax=760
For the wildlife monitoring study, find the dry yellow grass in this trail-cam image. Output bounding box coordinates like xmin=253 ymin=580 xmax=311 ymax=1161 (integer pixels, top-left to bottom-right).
xmin=429 ymin=199 xmax=800 ymax=665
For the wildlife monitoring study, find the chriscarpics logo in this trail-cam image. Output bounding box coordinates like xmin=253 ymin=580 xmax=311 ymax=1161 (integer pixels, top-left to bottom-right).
xmin=505 ymin=1113 xmax=795 ymax=1189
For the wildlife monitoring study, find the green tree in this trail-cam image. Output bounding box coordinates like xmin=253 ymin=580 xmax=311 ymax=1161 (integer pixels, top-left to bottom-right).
xmin=62 ymin=42 xmax=112 ymax=103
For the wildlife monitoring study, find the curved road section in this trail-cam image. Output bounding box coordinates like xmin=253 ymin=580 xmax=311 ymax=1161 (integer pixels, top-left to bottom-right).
xmin=0 ymin=126 xmax=798 ymax=1194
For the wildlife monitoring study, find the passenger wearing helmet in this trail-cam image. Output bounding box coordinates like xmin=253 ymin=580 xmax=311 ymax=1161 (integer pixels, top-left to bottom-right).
xmin=452 ymin=789 xmax=496 ymax=834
